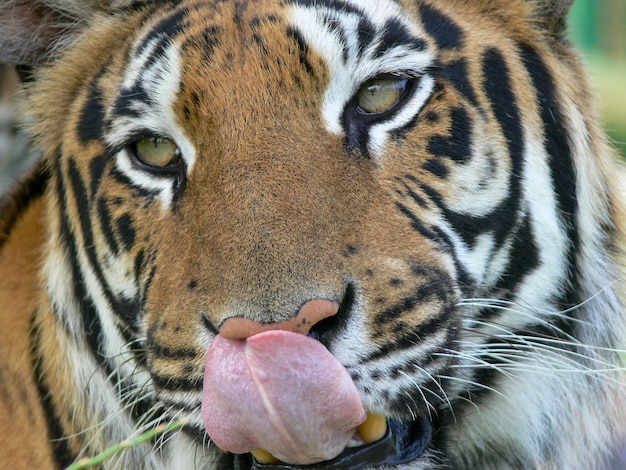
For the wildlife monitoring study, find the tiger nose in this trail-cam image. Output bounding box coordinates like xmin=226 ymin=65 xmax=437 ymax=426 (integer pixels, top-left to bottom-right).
xmin=218 ymin=299 xmax=340 ymax=340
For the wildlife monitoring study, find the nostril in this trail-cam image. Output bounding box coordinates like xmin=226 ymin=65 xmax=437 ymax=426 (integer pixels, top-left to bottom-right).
xmin=296 ymin=298 xmax=340 ymax=332
xmin=308 ymin=284 xmax=355 ymax=343
xmin=218 ymin=299 xmax=339 ymax=340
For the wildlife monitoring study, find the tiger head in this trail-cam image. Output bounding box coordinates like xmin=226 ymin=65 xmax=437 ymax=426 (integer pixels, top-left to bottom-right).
xmin=1 ymin=0 xmax=624 ymax=468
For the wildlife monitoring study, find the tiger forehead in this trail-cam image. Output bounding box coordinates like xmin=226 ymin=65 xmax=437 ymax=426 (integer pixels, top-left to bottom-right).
xmin=126 ymin=0 xmax=439 ymax=76
xmin=118 ymin=0 xmax=440 ymax=127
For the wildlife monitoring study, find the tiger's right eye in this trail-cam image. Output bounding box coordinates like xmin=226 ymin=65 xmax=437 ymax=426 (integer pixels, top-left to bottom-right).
xmin=132 ymin=136 xmax=181 ymax=168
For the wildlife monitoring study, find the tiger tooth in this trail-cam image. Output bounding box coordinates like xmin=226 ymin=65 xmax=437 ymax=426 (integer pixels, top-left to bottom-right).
xmin=357 ymin=413 xmax=387 ymax=444
xmin=251 ymin=449 xmax=278 ymax=464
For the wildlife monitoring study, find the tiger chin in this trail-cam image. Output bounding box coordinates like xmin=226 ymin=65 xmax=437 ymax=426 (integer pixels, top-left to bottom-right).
xmin=1 ymin=0 xmax=625 ymax=469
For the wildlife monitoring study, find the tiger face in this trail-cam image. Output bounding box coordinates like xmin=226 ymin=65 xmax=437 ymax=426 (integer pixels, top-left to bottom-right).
xmin=1 ymin=0 xmax=624 ymax=468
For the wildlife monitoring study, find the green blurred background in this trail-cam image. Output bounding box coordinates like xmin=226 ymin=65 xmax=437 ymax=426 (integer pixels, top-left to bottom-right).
xmin=569 ymin=0 xmax=626 ymax=160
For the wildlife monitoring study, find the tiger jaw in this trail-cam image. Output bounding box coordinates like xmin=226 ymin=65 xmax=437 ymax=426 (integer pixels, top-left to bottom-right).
xmin=249 ymin=413 xmax=389 ymax=465
xmin=245 ymin=416 xmax=433 ymax=469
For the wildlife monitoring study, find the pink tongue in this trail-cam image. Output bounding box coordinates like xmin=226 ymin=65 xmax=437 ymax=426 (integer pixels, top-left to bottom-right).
xmin=202 ymin=330 xmax=366 ymax=465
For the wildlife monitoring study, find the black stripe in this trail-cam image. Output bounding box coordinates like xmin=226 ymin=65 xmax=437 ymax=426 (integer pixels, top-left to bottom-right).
xmin=148 ymin=343 xmax=199 ymax=360
xmin=286 ymin=27 xmax=315 ymax=76
xmin=56 ymin=160 xmax=152 ymax=425
xmin=420 ymin=48 xmax=525 ymax=250
xmin=519 ymin=43 xmax=580 ymax=308
xmin=66 ymin=159 xmax=142 ymax=330
xmin=0 ymin=164 xmax=49 ymax=252
xmin=112 ymin=6 xmax=190 ymax=119
xmin=290 ymin=0 xmax=365 ymax=17
xmin=111 ymin=166 xmax=161 ymax=199
xmin=89 ymin=155 xmax=109 ymax=201
xmin=427 ymin=106 xmax=472 ymax=163
xmin=417 ymin=2 xmax=465 ymax=50
xmin=373 ymin=18 xmax=428 ymax=58
xmin=186 ymin=25 xmax=221 ymax=64
xmin=422 ymin=158 xmax=449 ymax=178
xmin=366 ymin=302 xmax=454 ymax=362
xmin=30 ymin=316 xmax=75 ymax=469
xmin=56 ymin=163 xmax=109 ymax=372
xmin=135 ymin=6 xmax=189 ymax=61
xmin=374 ymin=276 xmax=453 ymax=325
xmin=356 ymin=16 xmax=377 ymax=56
xmin=151 ymin=375 xmax=203 ymax=392
xmin=112 ymin=81 xmax=151 ymax=120
xmin=492 ymin=214 xmax=540 ymax=297
xmin=97 ymin=197 xmax=121 ymax=255
xmin=400 ymin=178 xmax=428 ymax=208
xmin=77 ymin=67 xmax=107 ymax=144
xmin=440 ymin=58 xmax=480 ymax=108
xmin=116 ymin=213 xmax=136 ymax=250
xmin=397 ymin=177 xmax=474 ymax=292
xmin=395 ymin=201 xmax=441 ymax=241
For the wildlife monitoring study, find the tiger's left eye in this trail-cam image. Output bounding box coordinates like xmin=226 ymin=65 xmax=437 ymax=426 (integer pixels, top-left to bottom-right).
xmin=357 ymin=77 xmax=409 ymax=114
xmin=132 ymin=136 xmax=181 ymax=168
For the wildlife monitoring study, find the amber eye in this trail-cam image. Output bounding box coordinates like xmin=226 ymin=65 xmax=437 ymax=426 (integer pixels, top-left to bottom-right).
xmin=132 ymin=136 xmax=181 ymax=168
xmin=356 ymin=77 xmax=409 ymax=115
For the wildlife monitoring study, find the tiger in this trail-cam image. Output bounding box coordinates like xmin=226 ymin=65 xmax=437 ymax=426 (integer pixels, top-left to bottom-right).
xmin=1 ymin=0 xmax=625 ymax=468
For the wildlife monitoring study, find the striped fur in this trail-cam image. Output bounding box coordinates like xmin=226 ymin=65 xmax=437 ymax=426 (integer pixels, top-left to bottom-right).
xmin=0 ymin=0 xmax=625 ymax=468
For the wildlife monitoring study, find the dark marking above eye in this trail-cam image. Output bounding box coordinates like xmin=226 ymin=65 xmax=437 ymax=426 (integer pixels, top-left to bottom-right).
xmin=373 ymin=18 xmax=428 ymax=58
xmin=441 ymin=58 xmax=480 ymax=108
xmin=113 ymin=81 xmax=150 ymax=119
xmin=136 ymin=6 xmax=189 ymax=58
xmin=356 ymin=16 xmax=377 ymax=54
xmin=77 ymin=70 xmax=107 ymax=143
xmin=418 ymin=2 xmax=465 ymax=50
xmin=286 ymin=27 xmax=315 ymax=76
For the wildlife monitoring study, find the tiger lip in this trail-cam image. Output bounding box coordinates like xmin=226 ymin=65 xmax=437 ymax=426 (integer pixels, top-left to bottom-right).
xmin=243 ymin=416 xmax=433 ymax=470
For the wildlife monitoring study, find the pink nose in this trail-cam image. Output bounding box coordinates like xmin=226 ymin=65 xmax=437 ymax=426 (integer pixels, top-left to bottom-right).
xmin=218 ymin=299 xmax=340 ymax=340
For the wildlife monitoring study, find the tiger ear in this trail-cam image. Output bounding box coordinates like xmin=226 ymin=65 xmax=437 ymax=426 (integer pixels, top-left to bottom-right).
xmin=0 ymin=1 xmax=96 ymax=65
xmin=531 ymin=0 xmax=574 ymax=37
xmin=0 ymin=0 xmax=142 ymax=65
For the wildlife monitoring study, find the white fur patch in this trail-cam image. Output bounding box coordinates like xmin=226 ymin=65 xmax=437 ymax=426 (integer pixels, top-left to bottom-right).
xmin=288 ymin=1 xmax=435 ymax=157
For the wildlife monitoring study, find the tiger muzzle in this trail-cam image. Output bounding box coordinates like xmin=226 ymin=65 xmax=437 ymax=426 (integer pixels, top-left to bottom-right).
xmin=202 ymin=300 xmax=433 ymax=469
